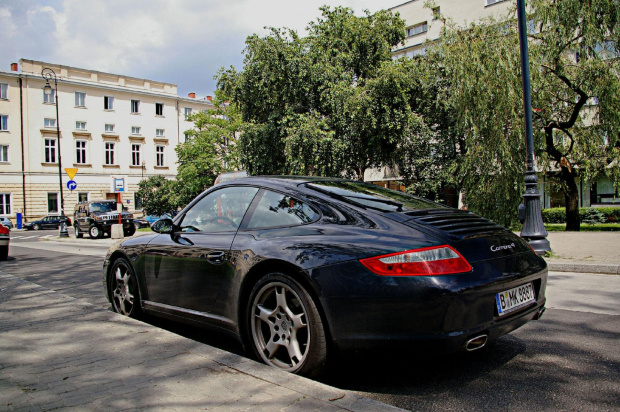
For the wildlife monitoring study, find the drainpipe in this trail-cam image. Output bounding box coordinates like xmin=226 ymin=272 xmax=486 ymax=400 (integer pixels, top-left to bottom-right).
xmin=19 ymin=76 xmax=27 ymax=218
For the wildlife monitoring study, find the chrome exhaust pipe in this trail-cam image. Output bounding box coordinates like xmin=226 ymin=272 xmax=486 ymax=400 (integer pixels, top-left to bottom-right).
xmin=534 ymin=306 xmax=546 ymax=320
xmin=465 ymin=335 xmax=488 ymax=351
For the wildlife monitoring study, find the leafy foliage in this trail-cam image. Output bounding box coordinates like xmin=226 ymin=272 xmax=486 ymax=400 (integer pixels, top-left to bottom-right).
xmin=136 ymin=175 xmax=177 ymax=216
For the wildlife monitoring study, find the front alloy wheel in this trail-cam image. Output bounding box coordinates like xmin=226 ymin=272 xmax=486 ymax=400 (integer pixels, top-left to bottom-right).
xmin=248 ymin=274 xmax=326 ymax=377
xmin=109 ymin=258 xmax=141 ymax=317
xmin=89 ymin=224 xmax=101 ymax=239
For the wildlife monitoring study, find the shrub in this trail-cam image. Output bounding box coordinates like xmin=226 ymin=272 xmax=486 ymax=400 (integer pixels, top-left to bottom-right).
xmin=541 ymin=207 xmax=620 ymax=223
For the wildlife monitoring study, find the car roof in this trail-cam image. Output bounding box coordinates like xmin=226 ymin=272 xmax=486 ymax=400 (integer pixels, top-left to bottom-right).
xmin=216 ymin=175 xmax=347 ymax=188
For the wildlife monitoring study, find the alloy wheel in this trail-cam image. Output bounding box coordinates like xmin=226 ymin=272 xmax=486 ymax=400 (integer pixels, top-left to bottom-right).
xmin=110 ymin=260 xmax=138 ymax=316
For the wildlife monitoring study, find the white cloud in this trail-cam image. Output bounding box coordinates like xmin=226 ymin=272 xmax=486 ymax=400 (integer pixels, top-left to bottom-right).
xmin=0 ymin=0 xmax=386 ymax=96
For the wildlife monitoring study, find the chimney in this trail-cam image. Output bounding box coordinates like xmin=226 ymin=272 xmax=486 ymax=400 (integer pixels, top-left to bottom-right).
xmin=206 ymin=95 xmax=212 ymax=101
xmin=10 ymin=63 xmax=18 ymax=72
xmin=188 ymin=92 xmax=196 ymax=99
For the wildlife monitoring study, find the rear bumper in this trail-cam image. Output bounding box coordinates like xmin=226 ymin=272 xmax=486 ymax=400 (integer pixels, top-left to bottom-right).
xmin=313 ymin=252 xmax=548 ymax=351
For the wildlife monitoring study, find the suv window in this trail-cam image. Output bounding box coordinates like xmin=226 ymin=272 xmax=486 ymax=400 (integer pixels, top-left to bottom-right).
xmin=89 ymin=202 xmax=117 ymax=213
xmin=180 ymin=186 xmax=258 ymax=233
xmin=247 ymin=190 xmax=319 ymax=229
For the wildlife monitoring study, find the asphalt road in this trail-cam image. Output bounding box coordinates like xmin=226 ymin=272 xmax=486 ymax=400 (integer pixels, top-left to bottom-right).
xmin=3 ymin=238 xmax=619 ymax=411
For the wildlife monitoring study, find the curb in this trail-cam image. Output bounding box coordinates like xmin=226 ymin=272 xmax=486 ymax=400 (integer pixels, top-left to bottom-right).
xmin=547 ymin=262 xmax=620 ymax=275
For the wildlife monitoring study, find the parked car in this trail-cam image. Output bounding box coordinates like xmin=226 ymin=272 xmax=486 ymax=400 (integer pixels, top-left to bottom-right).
xmin=103 ymin=176 xmax=548 ymax=377
xmin=73 ymin=200 xmax=134 ymax=239
xmin=0 ymin=223 xmax=9 ymax=260
xmin=23 ymin=215 xmax=72 ymax=230
xmin=0 ymin=217 xmax=13 ymax=229
xmin=133 ymin=218 xmax=150 ymax=230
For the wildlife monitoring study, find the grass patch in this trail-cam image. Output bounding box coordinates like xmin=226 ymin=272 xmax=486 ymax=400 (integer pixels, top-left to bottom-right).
xmin=137 ymin=227 xmax=152 ymax=232
xmin=544 ymin=223 xmax=620 ymax=231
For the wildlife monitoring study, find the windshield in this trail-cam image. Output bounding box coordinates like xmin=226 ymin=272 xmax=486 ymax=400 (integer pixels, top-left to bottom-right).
xmin=89 ymin=202 xmax=118 ymax=213
xmin=306 ymin=181 xmax=447 ymax=213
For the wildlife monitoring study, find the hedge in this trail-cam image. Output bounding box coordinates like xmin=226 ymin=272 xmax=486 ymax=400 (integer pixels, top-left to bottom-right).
xmin=541 ymin=207 xmax=620 ymax=224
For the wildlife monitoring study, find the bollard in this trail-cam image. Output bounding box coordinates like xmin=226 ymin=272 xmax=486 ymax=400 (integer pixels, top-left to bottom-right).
xmin=59 ymin=221 xmax=69 ymax=238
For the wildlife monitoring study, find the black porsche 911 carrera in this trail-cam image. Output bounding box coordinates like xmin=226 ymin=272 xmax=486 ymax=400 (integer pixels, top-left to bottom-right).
xmin=103 ymin=176 xmax=547 ymax=376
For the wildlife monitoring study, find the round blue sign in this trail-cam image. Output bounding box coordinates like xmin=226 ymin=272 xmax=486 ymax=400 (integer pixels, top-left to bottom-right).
xmin=67 ymin=180 xmax=77 ymax=191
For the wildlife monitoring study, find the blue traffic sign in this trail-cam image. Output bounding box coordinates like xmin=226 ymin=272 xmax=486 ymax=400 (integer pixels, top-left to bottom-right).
xmin=67 ymin=180 xmax=77 ymax=191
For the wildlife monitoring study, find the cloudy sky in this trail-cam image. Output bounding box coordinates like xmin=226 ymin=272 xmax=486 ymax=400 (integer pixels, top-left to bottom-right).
xmin=0 ymin=0 xmax=385 ymax=98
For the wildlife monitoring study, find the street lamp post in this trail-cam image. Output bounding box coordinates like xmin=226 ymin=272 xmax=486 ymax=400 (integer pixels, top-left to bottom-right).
xmin=516 ymin=0 xmax=550 ymax=254
xmin=42 ymin=67 xmax=69 ymax=238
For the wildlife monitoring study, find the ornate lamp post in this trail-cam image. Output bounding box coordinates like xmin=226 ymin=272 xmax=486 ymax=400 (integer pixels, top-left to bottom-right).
xmin=516 ymin=0 xmax=550 ymax=254
xmin=41 ymin=67 xmax=69 ymax=238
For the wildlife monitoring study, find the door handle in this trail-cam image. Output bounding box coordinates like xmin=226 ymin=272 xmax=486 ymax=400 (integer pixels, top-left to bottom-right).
xmin=206 ymin=251 xmax=226 ymax=264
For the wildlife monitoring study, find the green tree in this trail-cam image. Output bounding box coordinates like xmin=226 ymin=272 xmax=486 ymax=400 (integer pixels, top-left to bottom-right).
xmin=136 ymin=175 xmax=177 ymax=216
xmin=218 ymin=6 xmax=421 ymax=181
xmin=431 ymin=0 xmax=620 ymax=229
xmin=175 ymin=99 xmax=242 ymax=206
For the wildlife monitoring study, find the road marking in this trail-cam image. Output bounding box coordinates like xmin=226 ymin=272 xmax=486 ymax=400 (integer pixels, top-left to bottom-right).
xmin=39 ymin=235 xmax=55 ymax=239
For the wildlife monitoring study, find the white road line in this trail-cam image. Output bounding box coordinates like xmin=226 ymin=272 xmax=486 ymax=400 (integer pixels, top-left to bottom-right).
xmin=39 ymin=235 xmax=55 ymax=239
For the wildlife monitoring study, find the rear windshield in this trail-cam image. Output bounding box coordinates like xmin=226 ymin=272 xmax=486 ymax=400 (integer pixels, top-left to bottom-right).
xmin=306 ymin=181 xmax=446 ymax=213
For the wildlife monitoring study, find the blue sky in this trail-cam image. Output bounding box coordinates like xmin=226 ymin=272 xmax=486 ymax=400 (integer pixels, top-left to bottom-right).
xmin=0 ymin=0 xmax=383 ymax=98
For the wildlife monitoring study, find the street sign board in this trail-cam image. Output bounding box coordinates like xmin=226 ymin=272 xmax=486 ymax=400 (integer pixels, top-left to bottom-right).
xmin=114 ymin=178 xmax=125 ymax=193
xmin=65 ymin=168 xmax=78 ymax=180
xmin=67 ymin=180 xmax=77 ymax=191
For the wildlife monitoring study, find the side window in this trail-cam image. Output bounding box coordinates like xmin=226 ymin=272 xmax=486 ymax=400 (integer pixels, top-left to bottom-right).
xmin=180 ymin=186 xmax=258 ymax=233
xmin=247 ymin=190 xmax=319 ymax=229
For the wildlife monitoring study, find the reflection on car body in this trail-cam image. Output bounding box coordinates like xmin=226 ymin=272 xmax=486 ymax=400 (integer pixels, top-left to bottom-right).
xmin=103 ymin=176 xmax=548 ymax=377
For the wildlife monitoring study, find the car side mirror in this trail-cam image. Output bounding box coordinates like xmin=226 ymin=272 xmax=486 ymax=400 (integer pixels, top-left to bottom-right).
xmin=151 ymin=218 xmax=174 ymax=234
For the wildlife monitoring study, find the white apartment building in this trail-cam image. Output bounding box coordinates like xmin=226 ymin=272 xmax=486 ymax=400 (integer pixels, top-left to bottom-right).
xmin=0 ymin=59 xmax=213 ymax=224
xmin=391 ymin=0 xmax=513 ymax=59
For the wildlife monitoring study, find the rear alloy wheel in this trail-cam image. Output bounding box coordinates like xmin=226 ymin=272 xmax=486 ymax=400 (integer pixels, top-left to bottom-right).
xmin=33 ymin=224 xmax=40 ymax=230
xmin=109 ymin=258 xmax=141 ymax=317
xmin=75 ymin=225 xmax=83 ymax=238
xmin=248 ymin=274 xmax=327 ymax=377
xmin=89 ymin=224 xmax=101 ymax=239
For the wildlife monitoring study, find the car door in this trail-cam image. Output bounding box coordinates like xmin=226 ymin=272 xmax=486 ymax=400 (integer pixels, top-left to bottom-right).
xmin=42 ymin=217 xmax=53 ymax=229
xmin=143 ymin=186 xmax=259 ymax=313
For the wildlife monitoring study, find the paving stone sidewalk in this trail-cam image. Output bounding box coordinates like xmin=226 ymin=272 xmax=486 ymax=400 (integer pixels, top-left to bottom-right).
xmin=0 ymin=273 xmax=403 ymax=411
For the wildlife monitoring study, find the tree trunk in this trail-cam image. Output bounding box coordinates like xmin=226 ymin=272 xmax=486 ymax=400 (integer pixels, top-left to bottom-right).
xmin=562 ymin=167 xmax=580 ymax=231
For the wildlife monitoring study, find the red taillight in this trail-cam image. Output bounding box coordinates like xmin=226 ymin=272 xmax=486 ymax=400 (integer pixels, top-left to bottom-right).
xmin=0 ymin=225 xmax=8 ymax=235
xmin=359 ymin=245 xmax=472 ymax=276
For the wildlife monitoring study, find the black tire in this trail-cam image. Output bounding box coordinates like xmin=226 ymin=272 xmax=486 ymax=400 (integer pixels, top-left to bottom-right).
xmin=89 ymin=224 xmax=102 ymax=239
xmin=75 ymin=225 xmax=83 ymax=239
xmin=124 ymin=224 xmax=136 ymax=237
xmin=108 ymin=258 xmax=141 ymax=318
xmin=0 ymin=245 xmax=7 ymax=261
xmin=247 ymin=273 xmax=327 ymax=377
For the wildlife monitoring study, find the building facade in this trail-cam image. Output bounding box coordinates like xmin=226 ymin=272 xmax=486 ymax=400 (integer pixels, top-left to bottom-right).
xmin=0 ymin=59 xmax=213 ymax=224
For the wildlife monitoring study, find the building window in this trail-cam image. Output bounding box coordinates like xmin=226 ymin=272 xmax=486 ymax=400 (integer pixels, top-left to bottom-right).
xmin=0 ymin=193 xmax=11 ymax=215
xmin=156 ymin=145 xmax=165 ymax=167
xmin=155 ymin=103 xmax=164 ymax=116
xmin=43 ymin=88 xmax=55 ymax=104
xmin=0 ymin=145 xmax=8 ymax=162
xmin=0 ymin=83 xmax=8 ymax=100
xmin=105 ymin=142 xmax=115 ymax=165
xmin=184 ymin=133 xmax=191 ymax=142
xmin=44 ymin=118 xmax=56 ymax=128
xmin=156 ymin=129 xmax=165 ymax=137
xmin=47 ymin=193 xmax=59 ymax=214
xmin=131 ymin=126 xmax=141 ymax=135
xmin=75 ymin=121 xmax=86 ymax=130
xmin=432 ymin=7 xmax=440 ymax=20
xmin=184 ymin=107 xmax=192 ymax=117
xmin=75 ymin=92 xmax=86 ymax=107
xmin=132 ymin=144 xmax=141 ymax=166
xmin=407 ymin=22 xmax=428 ymax=37
xmin=131 ymin=99 xmax=140 ymax=113
xmin=76 ymin=141 xmax=87 ymax=164
xmin=45 ymin=139 xmax=57 ymax=163
xmin=105 ymin=124 xmax=115 ymax=133
xmin=78 ymin=192 xmax=88 ymax=202
xmin=104 ymin=96 xmax=114 ymax=110
xmin=0 ymin=115 xmax=8 ymax=131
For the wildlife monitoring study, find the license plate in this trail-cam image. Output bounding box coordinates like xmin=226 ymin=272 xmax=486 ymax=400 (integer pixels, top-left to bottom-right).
xmin=496 ymin=282 xmax=535 ymax=316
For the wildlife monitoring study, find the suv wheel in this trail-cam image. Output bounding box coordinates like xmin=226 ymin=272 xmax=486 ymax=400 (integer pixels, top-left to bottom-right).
xmin=89 ymin=224 xmax=102 ymax=239
xmin=75 ymin=225 xmax=83 ymax=239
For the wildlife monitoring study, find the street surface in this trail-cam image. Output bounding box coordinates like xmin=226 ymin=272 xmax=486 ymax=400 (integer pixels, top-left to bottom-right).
xmin=2 ymin=236 xmax=619 ymax=411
